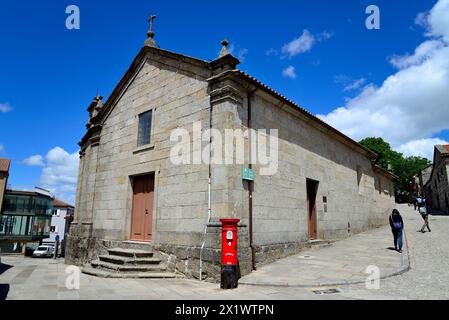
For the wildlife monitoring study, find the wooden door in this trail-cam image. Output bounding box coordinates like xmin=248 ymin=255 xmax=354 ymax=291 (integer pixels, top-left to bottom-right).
xmin=131 ymin=174 xmax=154 ymax=241
xmin=306 ymin=179 xmax=319 ymax=240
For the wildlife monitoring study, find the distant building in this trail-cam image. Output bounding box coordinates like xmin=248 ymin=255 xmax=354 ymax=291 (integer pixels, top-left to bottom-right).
xmin=0 ymin=158 xmax=11 ymax=211
xmin=0 ymin=160 xmax=54 ymax=253
xmin=425 ymin=145 xmax=449 ymax=212
xmin=48 ymin=198 xmax=74 ymax=243
xmin=414 ymin=163 xmax=433 ymax=198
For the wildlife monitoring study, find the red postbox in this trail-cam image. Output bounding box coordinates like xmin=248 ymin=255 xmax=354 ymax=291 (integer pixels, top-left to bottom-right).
xmin=220 ymin=218 xmax=240 ymax=289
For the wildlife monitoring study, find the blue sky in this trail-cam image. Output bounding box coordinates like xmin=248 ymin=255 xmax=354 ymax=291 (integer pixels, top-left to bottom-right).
xmin=1 ymin=0 xmax=448 ymax=204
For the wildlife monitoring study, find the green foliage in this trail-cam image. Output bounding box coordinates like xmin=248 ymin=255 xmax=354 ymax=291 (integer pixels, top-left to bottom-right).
xmin=359 ymin=137 xmax=431 ymax=195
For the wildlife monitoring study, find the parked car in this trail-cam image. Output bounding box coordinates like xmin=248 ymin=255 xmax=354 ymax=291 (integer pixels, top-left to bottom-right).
xmin=32 ymin=245 xmax=55 ymax=258
xmin=24 ymin=243 xmax=40 ymax=257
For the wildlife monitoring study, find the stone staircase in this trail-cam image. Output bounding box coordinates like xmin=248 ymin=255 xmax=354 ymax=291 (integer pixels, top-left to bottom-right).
xmin=82 ymin=246 xmax=177 ymax=279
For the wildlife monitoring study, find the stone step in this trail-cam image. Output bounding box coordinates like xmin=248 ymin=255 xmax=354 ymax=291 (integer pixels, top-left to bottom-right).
xmin=99 ymin=255 xmax=162 ymax=265
xmin=107 ymin=248 xmax=154 ymax=258
xmin=307 ymin=239 xmax=332 ymax=250
xmin=91 ymin=260 xmax=165 ymax=272
xmin=117 ymin=240 xmax=154 ymax=252
xmin=82 ymin=266 xmax=177 ymax=279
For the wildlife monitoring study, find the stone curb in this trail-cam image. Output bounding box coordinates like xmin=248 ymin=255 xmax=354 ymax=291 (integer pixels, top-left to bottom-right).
xmin=239 ymin=229 xmax=411 ymax=288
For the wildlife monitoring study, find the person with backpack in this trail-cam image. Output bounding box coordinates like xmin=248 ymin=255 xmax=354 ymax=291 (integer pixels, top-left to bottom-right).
xmin=389 ymin=209 xmax=404 ymax=252
xmin=419 ymin=205 xmax=431 ymax=233
xmin=416 ymin=196 xmax=423 ymax=210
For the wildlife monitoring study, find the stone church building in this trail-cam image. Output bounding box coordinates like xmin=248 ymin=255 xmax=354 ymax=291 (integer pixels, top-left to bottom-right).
xmin=66 ymin=22 xmax=395 ymax=280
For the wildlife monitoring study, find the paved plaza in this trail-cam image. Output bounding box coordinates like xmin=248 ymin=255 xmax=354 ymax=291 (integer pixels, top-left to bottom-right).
xmin=1 ymin=204 xmax=448 ymax=300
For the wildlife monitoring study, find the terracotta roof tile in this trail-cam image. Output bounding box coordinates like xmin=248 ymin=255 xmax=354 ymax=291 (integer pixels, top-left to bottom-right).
xmin=53 ymin=198 xmax=74 ymax=208
xmin=0 ymin=158 xmax=11 ymax=173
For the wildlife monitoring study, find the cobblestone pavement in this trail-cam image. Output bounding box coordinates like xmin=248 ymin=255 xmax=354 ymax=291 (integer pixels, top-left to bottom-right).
xmin=0 ymin=256 xmax=340 ymax=300
xmin=341 ymin=204 xmax=449 ymax=300
xmin=0 ymin=204 xmax=447 ymax=300
xmin=240 ymin=224 xmax=403 ymax=287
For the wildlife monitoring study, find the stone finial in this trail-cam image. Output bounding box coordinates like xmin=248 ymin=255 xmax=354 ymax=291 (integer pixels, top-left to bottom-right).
xmin=218 ymin=39 xmax=231 ymax=58
xmin=144 ymin=15 xmax=157 ymax=47
xmin=211 ymin=39 xmax=240 ymax=74
xmin=87 ymin=95 xmax=103 ymax=129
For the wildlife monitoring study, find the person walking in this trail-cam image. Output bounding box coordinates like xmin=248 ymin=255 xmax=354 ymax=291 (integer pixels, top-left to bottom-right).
xmin=389 ymin=209 xmax=404 ymax=252
xmin=419 ymin=204 xmax=431 ymax=233
xmin=415 ymin=196 xmax=423 ymax=210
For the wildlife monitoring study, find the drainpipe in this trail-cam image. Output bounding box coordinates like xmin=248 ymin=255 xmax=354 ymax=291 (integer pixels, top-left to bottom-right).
xmin=199 ymin=99 xmax=214 ymax=281
xmin=247 ymin=89 xmax=257 ymax=271
xmin=199 ymin=178 xmax=212 ymax=281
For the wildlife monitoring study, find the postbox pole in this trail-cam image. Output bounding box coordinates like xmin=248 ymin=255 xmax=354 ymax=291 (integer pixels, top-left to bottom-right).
xmin=220 ymin=218 xmax=240 ymax=289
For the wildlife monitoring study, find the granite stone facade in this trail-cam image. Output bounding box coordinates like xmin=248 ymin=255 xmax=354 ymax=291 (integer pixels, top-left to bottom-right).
xmin=66 ymin=38 xmax=396 ymax=280
xmin=425 ymin=145 xmax=449 ymax=212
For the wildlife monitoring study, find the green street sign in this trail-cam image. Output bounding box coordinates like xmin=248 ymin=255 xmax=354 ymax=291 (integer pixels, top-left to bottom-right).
xmin=242 ymin=167 xmax=255 ymax=181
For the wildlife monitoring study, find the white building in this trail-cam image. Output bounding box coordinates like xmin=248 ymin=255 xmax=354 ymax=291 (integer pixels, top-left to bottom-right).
xmin=48 ymin=199 xmax=74 ymax=243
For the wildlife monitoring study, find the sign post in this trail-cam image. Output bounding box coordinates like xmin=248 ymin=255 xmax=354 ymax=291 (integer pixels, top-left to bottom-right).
xmin=242 ymin=167 xmax=255 ymax=181
xmin=54 ymin=234 xmax=60 ymax=259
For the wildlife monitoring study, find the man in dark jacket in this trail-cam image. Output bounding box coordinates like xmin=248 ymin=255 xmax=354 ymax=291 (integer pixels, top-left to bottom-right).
xmin=389 ymin=209 xmax=404 ymax=252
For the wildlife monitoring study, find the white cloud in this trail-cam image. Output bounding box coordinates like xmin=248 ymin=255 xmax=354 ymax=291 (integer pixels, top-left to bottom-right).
xmin=23 ymin=155 xmax=45 ymax=166
xmin=335 ymin=75 xmax=367 ymax=92
xmin=316 ymin=31 xmax=334 ymax=41
xmin=282 ymin=66 xmax=297 ymax=79
xmin=282 ymin=30 xmax=316 ymax=58
xmin=281 ymin=29 xmax=333 ymax=58
xmin=427 ymin=0 xmax=449 ymax=41
xmin=0 ymin=144 xmax=4 ymax=153
xmin=388 ymin=40 xmax=444 ymax=69
xmin=25 ymin=147 xmax=79 ymax=205
xmin=0 ymin=103 xmax=12 ymax=113
xmin=237 ymin=48 xmax=248 ymax=62
xmin=265 ymin=48 xmax=279 ymax=56
xmin=318 ymin=0 xmax=449 ymax=159
xmin=396 ymin=138 xmax=449 ymax=160
xmin=415 ymin=12 xmax=429 ymax=28
xmin=344 ymin=78 xmax=367 ymax=92
xmin=228 ymin=44 xmax=249 ymax=62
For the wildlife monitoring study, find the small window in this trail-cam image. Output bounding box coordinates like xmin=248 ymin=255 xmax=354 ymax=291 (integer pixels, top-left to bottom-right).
xmin=137 ymin=110 xmax=153 ymax=147
xmin=50 ymin=226 xmax=56 ymax=232
xmin=323 ymin=196 xmax=327 ymax=203
xmin=52 ymin=209 xmax=58 ymax=216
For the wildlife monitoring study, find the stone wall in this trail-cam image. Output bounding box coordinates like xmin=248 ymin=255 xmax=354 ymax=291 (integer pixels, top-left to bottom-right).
xmin=429 ymin=151 xmax=449 ymax=212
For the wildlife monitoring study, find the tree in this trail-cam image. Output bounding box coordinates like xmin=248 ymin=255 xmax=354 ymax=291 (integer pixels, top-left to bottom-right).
xmin=359 ymin=137 xmax=401 ymax=170
xmin=359 ymin=137 xmax=431 ymax=196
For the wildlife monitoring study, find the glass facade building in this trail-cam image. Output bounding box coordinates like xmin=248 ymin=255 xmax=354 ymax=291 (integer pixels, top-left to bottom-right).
xmin=0 ymin=190 xmax=53 ymax=241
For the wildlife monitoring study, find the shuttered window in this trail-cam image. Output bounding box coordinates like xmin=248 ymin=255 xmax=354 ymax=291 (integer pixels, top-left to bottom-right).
xmin=137 ymin=110 xmax=153 ymax=146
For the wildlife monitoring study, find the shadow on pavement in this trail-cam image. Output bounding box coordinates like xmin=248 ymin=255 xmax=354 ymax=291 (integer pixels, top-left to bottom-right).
xmin=0 ymin=284 xmax=9 ymax=300
xmin=430 ymin=212 xmax=449 ymax=216
xmin=0 ymin=263 xmax=13 ymax=275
